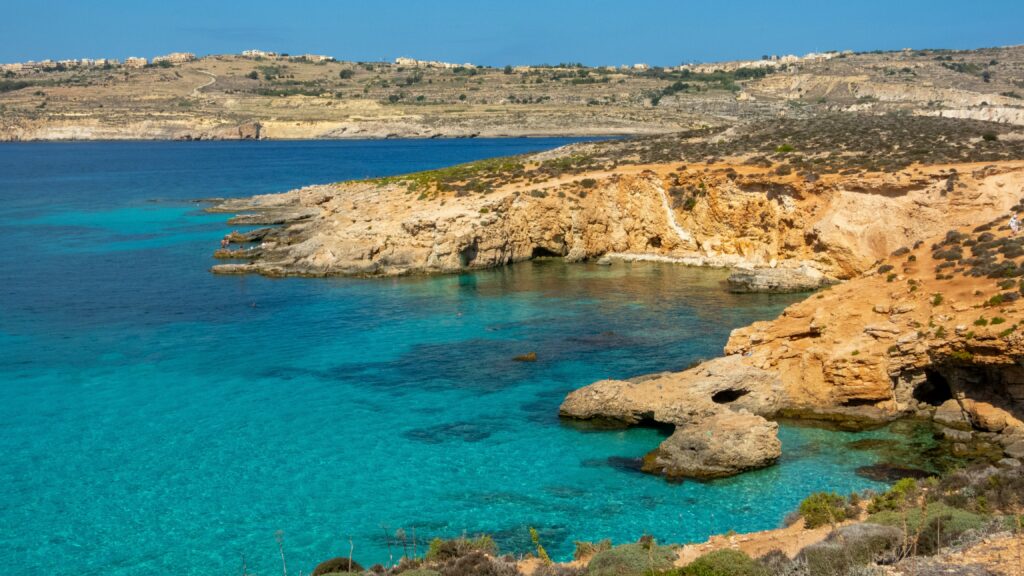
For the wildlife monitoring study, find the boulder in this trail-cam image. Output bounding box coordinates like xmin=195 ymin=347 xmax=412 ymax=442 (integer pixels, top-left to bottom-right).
xmin=641 ymin=411 xmax=781 ymax=480
xmin=1005 ymin=441 xmax=1024 ymax=460
xmin=933 ymin=399 xmax=971 ymax=430
xmin=961 ymin=399 xmax=1018 ymax=433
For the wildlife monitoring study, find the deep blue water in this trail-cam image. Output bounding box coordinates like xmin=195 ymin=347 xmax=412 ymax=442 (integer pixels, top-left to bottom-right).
xmin=1 ymin=140 xmax=897 ymax=576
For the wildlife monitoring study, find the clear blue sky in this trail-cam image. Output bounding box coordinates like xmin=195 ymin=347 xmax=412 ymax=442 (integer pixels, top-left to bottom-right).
xmin=3 ymin=0 xmax=1022 ymax=66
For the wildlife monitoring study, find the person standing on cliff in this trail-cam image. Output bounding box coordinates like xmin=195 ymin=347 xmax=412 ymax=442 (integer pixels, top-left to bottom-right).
xmin=1011 ymin=213 xmax=1020 ymax=235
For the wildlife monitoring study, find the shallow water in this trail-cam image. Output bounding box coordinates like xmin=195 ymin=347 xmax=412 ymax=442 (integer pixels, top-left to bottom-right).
xmin=1 ymin=140 xmax=900 ymax=575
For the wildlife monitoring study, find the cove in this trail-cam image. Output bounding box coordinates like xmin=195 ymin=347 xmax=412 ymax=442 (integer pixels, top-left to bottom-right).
xmin=2 ymin=140 xmax=896 ymax=576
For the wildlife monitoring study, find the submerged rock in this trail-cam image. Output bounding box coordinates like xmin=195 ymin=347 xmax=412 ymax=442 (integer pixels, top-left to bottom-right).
xmin=513 ymin=352 xmax=537 ymax=362
xmin=855 ymin=463 xmax=934 ymax=482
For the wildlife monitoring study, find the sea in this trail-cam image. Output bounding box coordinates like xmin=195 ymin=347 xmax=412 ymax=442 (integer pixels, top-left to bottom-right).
xmin=0 ymin=139 xmax=908 ymax=575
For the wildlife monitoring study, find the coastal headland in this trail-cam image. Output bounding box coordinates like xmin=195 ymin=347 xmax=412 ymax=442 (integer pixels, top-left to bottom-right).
xmin=209 ymin=111 xmax=1024 ymax=485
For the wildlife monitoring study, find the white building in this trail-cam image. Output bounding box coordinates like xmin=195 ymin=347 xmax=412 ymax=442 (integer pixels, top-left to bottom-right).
xmin=242 ymin=50 xmax=277 ymax=58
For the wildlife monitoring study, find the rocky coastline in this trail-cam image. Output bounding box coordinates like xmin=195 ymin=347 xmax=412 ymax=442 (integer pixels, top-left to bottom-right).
xmin=207 ymin=115 xmax=1024 ymax=481
xmin=198 ymin=114 xmax=1024 ymax=576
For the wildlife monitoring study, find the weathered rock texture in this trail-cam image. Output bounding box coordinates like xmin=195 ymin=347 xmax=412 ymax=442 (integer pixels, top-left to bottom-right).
xmin=563 ymin=203 xmax=1024 ymax=479
xmin=560 ymin=355 xmax=784 ymax=479
xmin=209 ymin=150 xmax=1024 ymax=281
xmin=727 ymin=264 xmax=836 ymax=293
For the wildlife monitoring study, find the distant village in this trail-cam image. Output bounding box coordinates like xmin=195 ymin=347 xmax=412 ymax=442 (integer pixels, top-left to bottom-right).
xmin=1 ymin=49 xmax=853 ymax=75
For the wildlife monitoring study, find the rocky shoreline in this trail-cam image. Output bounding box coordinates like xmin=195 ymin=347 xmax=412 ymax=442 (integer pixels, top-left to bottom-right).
xmin=206 ymin=116 xmax=1024 ymax=480
xmin=561 ymin=213 xmax=1024 ymax=481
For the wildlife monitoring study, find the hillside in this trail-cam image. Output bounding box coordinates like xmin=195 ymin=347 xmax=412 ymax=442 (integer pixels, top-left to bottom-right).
xmin=3 ymin=45 xmax=1024 ymax=140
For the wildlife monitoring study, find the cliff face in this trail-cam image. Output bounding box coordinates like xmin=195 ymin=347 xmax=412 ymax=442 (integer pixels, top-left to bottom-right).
xmin=724 ymin=215 xmax=1024 ymax=430
xmin=210 ymin=158 xmax=1024 ymax=283
xmin=561 ymin=201 xmax=1024 ymax=479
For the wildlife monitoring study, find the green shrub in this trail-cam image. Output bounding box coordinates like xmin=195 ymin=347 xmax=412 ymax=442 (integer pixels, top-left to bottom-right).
xmin=799 ymin=492 xmax=848 ymax=528
xmin=438 ymin=550 xmax=519 ymax=576
xmin=397 ymin=570 xmax=442 ymax=576
xmin=869 ymin=502 xmax=985 ymax=537
xmin=574 ymin=539 xmax=612 ymax=561
xmin=931 ymin=293 xmax=944 ymax=306
xmin=868 ymin=478 xmax=918 ymax=513
xmin=426 ymin=535 xmax=498 ymax=561
xmin=586 ymin=542 xmax=675 ymax=576
xmin=870 ymin=501 xmax=989 ymax=555
xmin=312 ymin=557 xmax=364 ymax=575
xmin=682 ymin=549 xmax=764 ymax=576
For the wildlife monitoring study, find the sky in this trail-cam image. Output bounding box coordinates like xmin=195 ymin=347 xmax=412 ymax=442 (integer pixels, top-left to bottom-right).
xmin=3 ymin=0 xmax=1023 ymax=66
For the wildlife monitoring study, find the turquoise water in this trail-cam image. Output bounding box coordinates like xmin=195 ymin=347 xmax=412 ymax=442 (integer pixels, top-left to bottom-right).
xmin=1 ymin=140 xmax=895 ymax=576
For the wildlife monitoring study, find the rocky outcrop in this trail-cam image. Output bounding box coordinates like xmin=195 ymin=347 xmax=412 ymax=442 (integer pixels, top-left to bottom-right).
xmin=727 ymin=263 xmax=836 ymax=293
xmin=560 ymin=355 xmax=785 ymax=479
xmin=562 ymin=205 xmax=1024 ymax=479
xmin=208 ymin=153 xmax=1024 ymax=280
xmin=642 ymin=411 xmax=781 ymax=480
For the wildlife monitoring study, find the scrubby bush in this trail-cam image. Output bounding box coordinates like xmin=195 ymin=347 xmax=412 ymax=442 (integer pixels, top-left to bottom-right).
xmin=869 ymin=502 xmax=986 ymax=544
xmin=398 ymin=570 xmax=442 ymax=576
xmin=682 ymin=549 xmax=765 ymax=576
xmin=426 ymin=536 xmax=498 ymax=561
xmin=799 ymin=492 xmax=849 ymax=528
xmin=313 ymin=557 xmax=365 ymax=575
xmin=754 ymin=549 xmax=793 ymax=575
xmin=534 ymin=564 xmax=586 ymax=576
xmin=586 ymin=542 xmax=675 ymax=576
xmin=798 ymin=523 xmax=902 ymax=575
xmin=574 ymin=540 xmax=612 ymax=561
xmin=868 ymin=478 xmax=918 ymax=513
xmin=438 ymin=551 xmax=520 ymax=576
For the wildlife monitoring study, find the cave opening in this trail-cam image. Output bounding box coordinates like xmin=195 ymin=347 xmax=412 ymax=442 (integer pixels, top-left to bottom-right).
xmin=914 ymin=369 xmax=954 ymax=406
xmin=648 ymin=236 xmax=662 ymax=248
xmin=842 ymin=398 xmax=881 ymax=407
xmin=712 ymin=388 xmax=749 ymax=404
xmin=531 ymin=246 xmax=563 ymax=258
xmin=459 ymin=242 xmax=479 ymax=267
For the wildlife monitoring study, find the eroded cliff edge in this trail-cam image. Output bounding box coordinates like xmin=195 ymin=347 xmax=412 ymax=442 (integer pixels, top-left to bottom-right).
xmin=209 ymin=115 xmax=1024 ymax=284
xmin=207 ymin=113 xmax=1024 ymax=480
xmin=561 ymin=212 xmax=1024 ymax=479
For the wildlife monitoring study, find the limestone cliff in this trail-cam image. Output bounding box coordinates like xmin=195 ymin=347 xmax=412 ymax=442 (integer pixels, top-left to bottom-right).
xmin=210 ymin=154 xmax=1024 ymax=284
xmin=561 ymin=200 xmax=1024 ymax=479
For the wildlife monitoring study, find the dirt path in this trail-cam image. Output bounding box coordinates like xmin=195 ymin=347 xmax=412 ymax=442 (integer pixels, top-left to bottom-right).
xmin=192 ymin=70 xmax=216 ymax=96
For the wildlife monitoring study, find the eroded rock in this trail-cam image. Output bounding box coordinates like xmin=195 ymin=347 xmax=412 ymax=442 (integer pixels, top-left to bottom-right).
xmin=642 ymin=411 xmax=781 ymax=480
